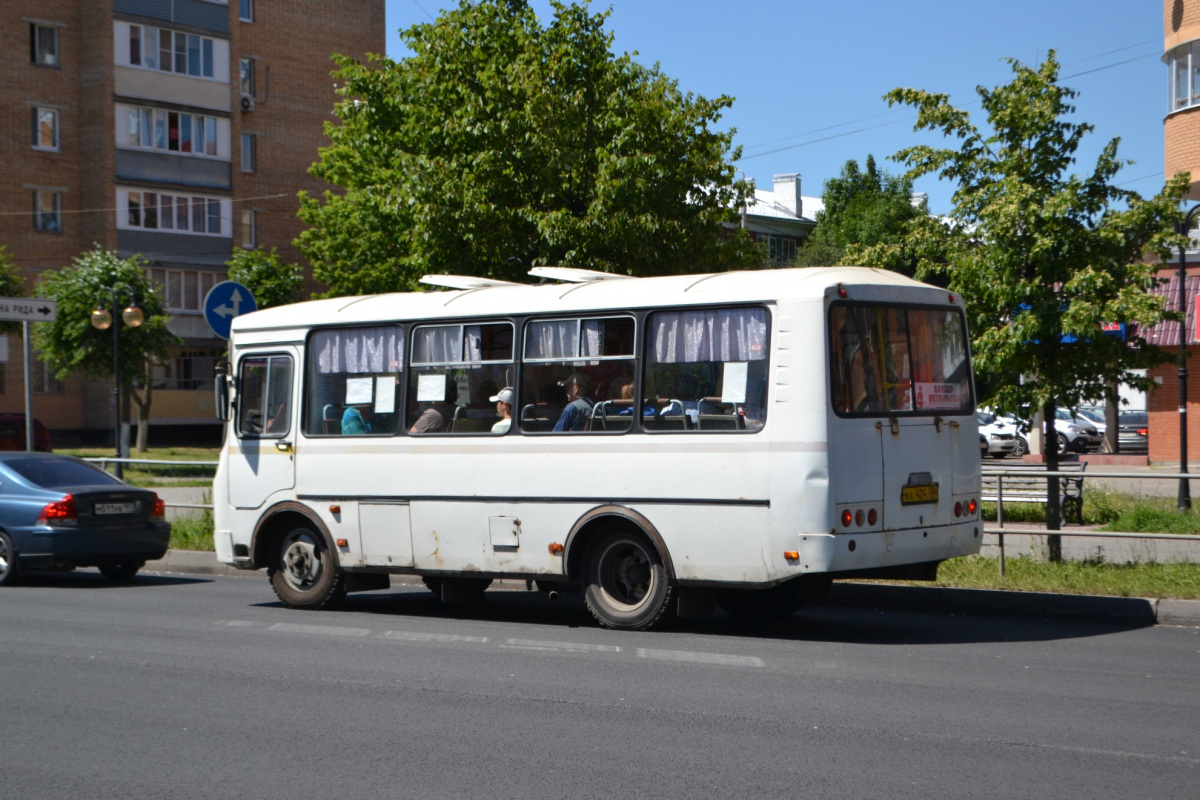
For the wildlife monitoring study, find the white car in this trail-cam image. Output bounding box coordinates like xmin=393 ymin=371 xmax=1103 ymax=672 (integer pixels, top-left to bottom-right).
xmin=976 ymin=410 xmax=1018 ymax=459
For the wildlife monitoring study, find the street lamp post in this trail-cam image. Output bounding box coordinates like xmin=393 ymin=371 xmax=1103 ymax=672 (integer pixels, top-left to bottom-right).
xmin=1175 ymin=206 xmax=1200 ymax=511
xmin=90 ymin=285 xmax=143 ymax=480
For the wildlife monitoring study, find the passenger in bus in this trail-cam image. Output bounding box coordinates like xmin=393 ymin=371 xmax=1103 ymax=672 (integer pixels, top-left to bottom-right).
xmin=553 ymin=373 xmax=594 ymax=432
xmin=490 ymin=387 xmax=514 ymax=434
xmin=409 ymin=380 xmax=457 ymax=434
xmin=616 ymin=382 xmax=655 ymax=416
xmin=341 ymin=404 xmax=371 ymax=435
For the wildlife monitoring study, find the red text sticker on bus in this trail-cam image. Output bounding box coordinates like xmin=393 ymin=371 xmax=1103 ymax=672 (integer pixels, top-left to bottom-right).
xmin=915 ymin=382 xmax=961 ymax=410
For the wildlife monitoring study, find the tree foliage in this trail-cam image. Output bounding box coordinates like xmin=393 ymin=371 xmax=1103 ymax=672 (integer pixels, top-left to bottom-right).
xmin=297 ymin=0 xmax=758 ymax=295
xmin=861 ymin=53 xmax=1188 ymax=422
xmin=795 ymin=155 xmax=924 ymax=271
xmin=226 ymin=247 xmax=304 ymax=309
xmin=34 ymin=247 xmax=179 ymax=434
xmin=0 ymin=245 xmax=28 ymax=336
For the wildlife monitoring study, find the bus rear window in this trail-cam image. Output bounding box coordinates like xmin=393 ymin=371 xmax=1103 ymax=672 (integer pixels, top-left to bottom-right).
xmin=829 ymin=304 xmax=971 ymax=416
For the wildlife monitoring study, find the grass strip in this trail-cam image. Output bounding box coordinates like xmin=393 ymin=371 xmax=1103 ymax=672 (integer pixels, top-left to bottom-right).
xmin=921 ymin=555 xmax=1200 ymax=599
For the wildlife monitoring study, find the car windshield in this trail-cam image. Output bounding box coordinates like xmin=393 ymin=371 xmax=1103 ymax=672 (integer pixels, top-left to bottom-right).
xmin=5 ymin=458 xmax=122 ymax=489
xmin=1078 ymin=409 xmax=1104 ymax=424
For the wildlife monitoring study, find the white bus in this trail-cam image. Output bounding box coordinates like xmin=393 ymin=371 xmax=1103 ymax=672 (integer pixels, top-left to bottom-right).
xmin=212 ymin=266 xmax=983 ymax=630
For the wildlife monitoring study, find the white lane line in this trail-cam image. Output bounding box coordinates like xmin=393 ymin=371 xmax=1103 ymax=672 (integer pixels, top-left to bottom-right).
xmin=220 ymin=620 xmax=257 ymax=627
xmin=505 ymin=638 xmax=621 ymax=653
xmin=636 ymin=648 xmax=765 ymax=668
xmin=269 ymin=622 xmax=371 ymax=637
xmin=381 ymin=631 xmax=488 ymax=643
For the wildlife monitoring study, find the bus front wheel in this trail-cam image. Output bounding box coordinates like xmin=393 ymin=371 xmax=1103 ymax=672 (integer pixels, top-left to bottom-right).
xmin=582 ymin=528 xmax=672 ymax=631
xmin=270 ymin=526 xmax=346 ymax=610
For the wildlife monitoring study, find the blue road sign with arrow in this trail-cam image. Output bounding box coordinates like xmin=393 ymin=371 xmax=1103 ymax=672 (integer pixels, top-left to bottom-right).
xmin=203 ymin=281 xmax=257 ymax=339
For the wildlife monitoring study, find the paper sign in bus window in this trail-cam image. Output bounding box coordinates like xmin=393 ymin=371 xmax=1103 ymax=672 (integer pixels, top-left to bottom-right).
xmin=345 ymin=377 xmax=373 ymax=405
xmin=721 ymin=361 xmax=748 ymax=403
xmin=374 ymin=376 xmax=395 ymax=414
xmin=915 ymin=382 xmax=961 ymax=410
xmin=417 ymin=373 xmax=446 ymax=402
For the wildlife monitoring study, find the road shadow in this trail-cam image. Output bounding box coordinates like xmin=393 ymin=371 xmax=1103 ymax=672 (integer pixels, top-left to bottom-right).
xmin=253 ymin=584 xmax=1151 ymax=646
xmin=9 ymin=569 xmax=211 ymax=589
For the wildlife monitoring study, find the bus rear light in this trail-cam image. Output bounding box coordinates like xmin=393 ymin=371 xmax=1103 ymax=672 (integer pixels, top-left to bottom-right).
xmin=854 ymin=509 xmax=864 ymax=526
xmin=38 ymin=494 xmax=78 ymax=526
xmin=548 ymin=542 xmax=563 ymax=554
xmin=968 ymin=498 xmax=978 ymax=515
xmin=841 ymin=509 xmax=853 ymax=527
xmin=954 ymin=501 xmax=962 ymax=517
xmin=867 ymin=508 xmax=877 ymax=525
xmin=783 ymin=550 xmax=799 ymax=560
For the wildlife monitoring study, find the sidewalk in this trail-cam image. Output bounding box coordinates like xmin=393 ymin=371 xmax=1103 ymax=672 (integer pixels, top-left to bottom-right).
xmin=145 ymin=550 xmax=1200 ymax=627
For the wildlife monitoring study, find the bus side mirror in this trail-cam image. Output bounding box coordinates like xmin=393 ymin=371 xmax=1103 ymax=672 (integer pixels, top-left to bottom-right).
xmin=214 ymin=361 xmax=231 ymax=422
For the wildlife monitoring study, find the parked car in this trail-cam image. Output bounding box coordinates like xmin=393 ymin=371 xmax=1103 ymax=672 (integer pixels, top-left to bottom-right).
xmin=0 ymin=415 xmax=52 ymax=452
xmin=976 ymin=410 xmax=1018 ymax=458
xmin=1117 ymin=411 xmax=1149 ymax=454
xmin=1076 ymin=407 xmax=1108 ymax=441
xmin=1053 ymin=408 xmax=1102 ymax=453
xmin=0 ymin=453 xmax=169 ymax=586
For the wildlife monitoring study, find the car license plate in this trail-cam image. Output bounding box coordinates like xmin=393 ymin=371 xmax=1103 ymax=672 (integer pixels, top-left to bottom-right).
xmin=900 ymin=483 xmax=938 ymax=505
xmin=95 ymin=502 xmax=136 ymax=515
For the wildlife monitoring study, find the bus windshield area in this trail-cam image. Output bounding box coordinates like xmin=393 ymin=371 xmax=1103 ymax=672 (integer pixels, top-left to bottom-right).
xmin=829 ymin=303 xmax=971 ymax=416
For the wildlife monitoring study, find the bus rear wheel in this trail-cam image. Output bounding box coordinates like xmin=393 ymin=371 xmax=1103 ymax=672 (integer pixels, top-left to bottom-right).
xmin=270 ymin=526 xmax=346 ymax=610
xmin=582 ymin=528 xmax=672 ymax=631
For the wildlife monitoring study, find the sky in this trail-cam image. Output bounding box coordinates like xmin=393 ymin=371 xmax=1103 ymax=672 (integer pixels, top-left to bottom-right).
xmin=383 ymin=0 xmax=1167 ymax=215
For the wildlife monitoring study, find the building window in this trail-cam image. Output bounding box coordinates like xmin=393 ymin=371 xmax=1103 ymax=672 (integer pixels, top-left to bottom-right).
xmin=151 ymin=348 xmax=222 ymax=390
xmin=31 ymin=108 xmax=59 ymax=150
xmin=30 ymin=24 xmax=59 ymax=67
xmin=33 ymin=191 xmax=61 ymax=232
xmin=240 ymin=58 xmax=255 ymax=97
xmin=241 ymin=209 xmax=256 ymax=249
xmin=120 ymin=105 xmax=222 ymax=158
xmin=147 ymin=269 xmax=220 ymax=313
xmin=127 ymin=24 xmax=215 ymax=78
xmin=240 ymin=0 xmax=254 ymax=22
xmin=766 ymin=236 xmax=797 ymax=264
xmin=1168 ymin=41 xmax=1200 ymax=112
xmin=241 ymin=133 xmax=256 ymax=172
xmin=121 ymin=190 xmax=228 ymax=237
xmin=33 ymin=355 xmax=63 ymax=394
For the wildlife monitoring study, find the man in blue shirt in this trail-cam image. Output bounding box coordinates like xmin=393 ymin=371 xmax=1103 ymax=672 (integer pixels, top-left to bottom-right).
xmin=553 ymin=373 xmax=594 ymax=432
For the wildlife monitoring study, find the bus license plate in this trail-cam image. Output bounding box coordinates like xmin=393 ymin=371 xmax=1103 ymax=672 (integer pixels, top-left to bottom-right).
xmin=900 ymin=484 xmax=939 ymax=505
xmin=95 ymin=502 xmax=136 ymax=515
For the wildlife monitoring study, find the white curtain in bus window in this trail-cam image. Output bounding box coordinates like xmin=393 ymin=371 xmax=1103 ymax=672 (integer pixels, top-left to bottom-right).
xmin=643 ymin=307 xmax=768 ymax=432
xmin=525 ymin=320 xmax=579 ymax=361
xmin=306 ymin=326 xmax=403 ymax=436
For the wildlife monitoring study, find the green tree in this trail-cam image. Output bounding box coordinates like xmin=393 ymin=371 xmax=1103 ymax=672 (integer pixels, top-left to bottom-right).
xmin=794 ymin=155 xmax=924 ymax=271
xmin=34 ymin=247 xmax=179 ymax=452
xmin=297 ymin=0 xmax=758 ymax=295
xmin=226 ymin=247 xmax=304 ymax=309
xmin=861 ymin=53 xmax=1188 ymax=546
xmin=0 ymin=245 xmax=29 ymax=336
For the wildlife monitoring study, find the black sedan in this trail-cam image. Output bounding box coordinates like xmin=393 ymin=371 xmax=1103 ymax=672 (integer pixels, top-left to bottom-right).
xmin=1118 ymin=411 xmax=1149 ymax=454
xmin=0 ymin=453 xmax=170 ymax=585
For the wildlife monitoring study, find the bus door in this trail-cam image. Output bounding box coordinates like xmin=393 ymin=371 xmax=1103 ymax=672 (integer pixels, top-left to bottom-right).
xmin=229 ymin=350 xmax=297 ymax=509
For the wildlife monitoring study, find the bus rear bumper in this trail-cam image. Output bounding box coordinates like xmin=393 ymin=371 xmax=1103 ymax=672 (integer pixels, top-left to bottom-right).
xmin=817 ymin=521 xmax=982 ymax=575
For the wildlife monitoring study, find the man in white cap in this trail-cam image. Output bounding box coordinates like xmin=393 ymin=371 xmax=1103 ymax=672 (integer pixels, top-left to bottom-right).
xmin=490 ymin=387 xmax=514 ymax=434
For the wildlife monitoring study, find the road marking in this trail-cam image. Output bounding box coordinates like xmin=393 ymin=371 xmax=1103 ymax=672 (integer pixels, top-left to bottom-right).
xmin=269 ymin=622 xmax=370 ymax=637
xmin=636 ymin=648 xmax=765 ymax=668
xmin=381 ymin=631 xmax=488 ymax=643
xmin=505 ymin=638 xmax=621 ymax=653
xmin=220 ymin=620 xmax=257 ymax=627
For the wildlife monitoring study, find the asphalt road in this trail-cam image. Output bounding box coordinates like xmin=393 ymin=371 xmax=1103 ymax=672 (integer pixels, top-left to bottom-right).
xmin=1 ymin=573 xmax=1197 ymax=800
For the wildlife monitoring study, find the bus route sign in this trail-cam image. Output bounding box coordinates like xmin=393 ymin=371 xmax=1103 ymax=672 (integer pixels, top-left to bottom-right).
xmin=0 ymin=296 xmax=57 ymax=323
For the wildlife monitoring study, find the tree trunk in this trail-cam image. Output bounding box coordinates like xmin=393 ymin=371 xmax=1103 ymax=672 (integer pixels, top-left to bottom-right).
xmin=1105 ymin=380 xmax=1119 ymax=453
xmin=1043 ymin=398 xmax=1062 ymax=562
xmin=131 ymin=367 xmax=153 ymax=453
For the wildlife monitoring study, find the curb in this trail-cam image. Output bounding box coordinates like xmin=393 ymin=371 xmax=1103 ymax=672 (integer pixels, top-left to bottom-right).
xmin=147 ymin=550 xmax=1200 ymax=627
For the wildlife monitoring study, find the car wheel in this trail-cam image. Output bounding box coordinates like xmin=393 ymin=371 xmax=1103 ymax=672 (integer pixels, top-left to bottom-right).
xmin=0 ymin=531 xmax=22 ymax=587
xmin=582 ymin=527 xmax=672 ymax=631
xmin=99 ymin=562 xmax=143 ymax=581
xmin=1013 ymin=437 xmax=1028 ymax=457
xmin=269 ymin=525 xmax=346 ymax=610
xmin=1056 ymin=434 xmax=1069 ymax=454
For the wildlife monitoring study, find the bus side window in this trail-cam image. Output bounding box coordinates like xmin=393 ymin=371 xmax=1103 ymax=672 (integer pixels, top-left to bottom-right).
xmin=238 ymin=355 xmax=292 ymax=437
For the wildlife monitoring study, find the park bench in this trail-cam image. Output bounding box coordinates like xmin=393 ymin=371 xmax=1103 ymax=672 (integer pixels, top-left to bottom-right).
xmin=980 ymin=461 xmax=1088 ymax=525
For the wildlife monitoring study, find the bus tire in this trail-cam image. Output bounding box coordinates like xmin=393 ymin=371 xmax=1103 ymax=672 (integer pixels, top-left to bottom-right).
xmin=582 ymin=528 xmax=672 ymax=631
xmin=269 ymin=526 xmax=346 ymax=610
xmin=716 ymin=581 xmax=804 ymax=619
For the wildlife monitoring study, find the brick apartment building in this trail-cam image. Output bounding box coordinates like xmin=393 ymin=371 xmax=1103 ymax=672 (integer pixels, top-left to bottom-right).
xmin=0 ymin=0 xmax=383 ymax=443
